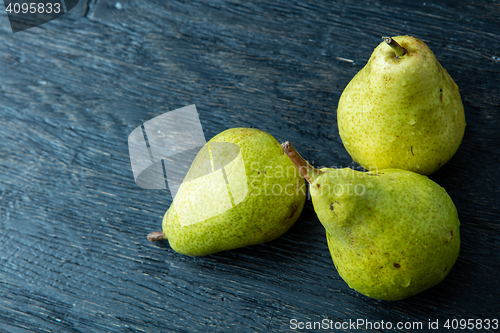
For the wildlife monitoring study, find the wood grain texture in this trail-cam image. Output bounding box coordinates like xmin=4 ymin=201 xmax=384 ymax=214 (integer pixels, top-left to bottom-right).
xmin=0 ymin=0 xmax=499 ymax=331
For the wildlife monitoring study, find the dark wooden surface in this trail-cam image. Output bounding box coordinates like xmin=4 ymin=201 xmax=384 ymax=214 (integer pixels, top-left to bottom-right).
xmin=0 ymin=0 xmax=499 ymax=332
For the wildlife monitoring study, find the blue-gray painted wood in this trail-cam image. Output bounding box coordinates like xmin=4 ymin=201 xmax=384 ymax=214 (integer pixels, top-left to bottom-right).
xmin=0 ymin=0 xmax=499 ymax=332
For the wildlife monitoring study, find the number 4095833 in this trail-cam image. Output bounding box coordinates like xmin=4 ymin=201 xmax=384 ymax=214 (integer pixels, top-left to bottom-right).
xmin=5 ymin=2 xmax=61 ymax=14
xmin=444 ymin=318 xmax=498 ymax=330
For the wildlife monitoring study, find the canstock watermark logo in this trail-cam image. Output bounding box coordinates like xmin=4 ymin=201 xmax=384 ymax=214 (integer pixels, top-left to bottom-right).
xmin=3 ymin=0 xmax=80 ymax=33
xmin=128 ymin=105 xmax=206 ymax=198
xmin=128 ymin=105 xmax=249 ymax=221
xmin=173 ymin=141 xmax=249 ymax=226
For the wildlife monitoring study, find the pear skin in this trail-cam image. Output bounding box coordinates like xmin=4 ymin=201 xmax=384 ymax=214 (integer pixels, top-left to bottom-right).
xmin=337 ymin=36 xmax=466 ymax=175
xmin=149 ymin=128 xmax=306 ymax=256
xmin=283 ymin=141 xmax=460 ymax=300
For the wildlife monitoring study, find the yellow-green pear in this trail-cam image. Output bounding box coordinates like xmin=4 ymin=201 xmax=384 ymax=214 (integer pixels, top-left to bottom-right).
xmin=148 ymin=128 xmax=306 ymax=256
xmin=337 ymin=36 xmax=466 ymax=175
xmin=283 ymin=141 xmax=460 ymax=300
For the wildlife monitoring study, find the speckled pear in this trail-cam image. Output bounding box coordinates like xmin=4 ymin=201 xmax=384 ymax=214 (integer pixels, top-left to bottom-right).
xmin=337 ymin=36 xmax=466 ymax=175
xmin=282 ymin=141 xmax=460 ymax=300
xmin=148 ymin=128 xmax=306 ymax=256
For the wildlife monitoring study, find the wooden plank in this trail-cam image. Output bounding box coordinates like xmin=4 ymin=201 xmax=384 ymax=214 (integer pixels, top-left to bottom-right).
xmin=68 ymin=0 xmax=89 ymax=16
xmin=0 ymin=0 xmax=499 ymax=331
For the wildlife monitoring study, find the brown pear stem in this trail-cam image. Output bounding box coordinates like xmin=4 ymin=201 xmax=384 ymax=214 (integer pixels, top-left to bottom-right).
xmin=147 ymin=230 xmax=166 ymax=242
xmin=382 ymin=36 xmax=407 ymax=57
xmin=281 ymin=141 xmax=322 ymax=184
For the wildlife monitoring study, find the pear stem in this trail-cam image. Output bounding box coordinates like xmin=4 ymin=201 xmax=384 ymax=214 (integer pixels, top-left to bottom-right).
xmin=281 ymin=141 xmax=322 ymax=184
xmin=147 ymin=230 xmax=166 ymax=242
xmin=382 ymin=37 xmax=407 ymax=57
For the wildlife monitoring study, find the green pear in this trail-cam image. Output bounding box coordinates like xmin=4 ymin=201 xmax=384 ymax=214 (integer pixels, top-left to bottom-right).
xmin=337 ymin=36 xmax=466 ymax=175
xmin=148 ymin=128 xmax=306 ymax=256
xmin=282 ymin=141 xmax=460 ymax=300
